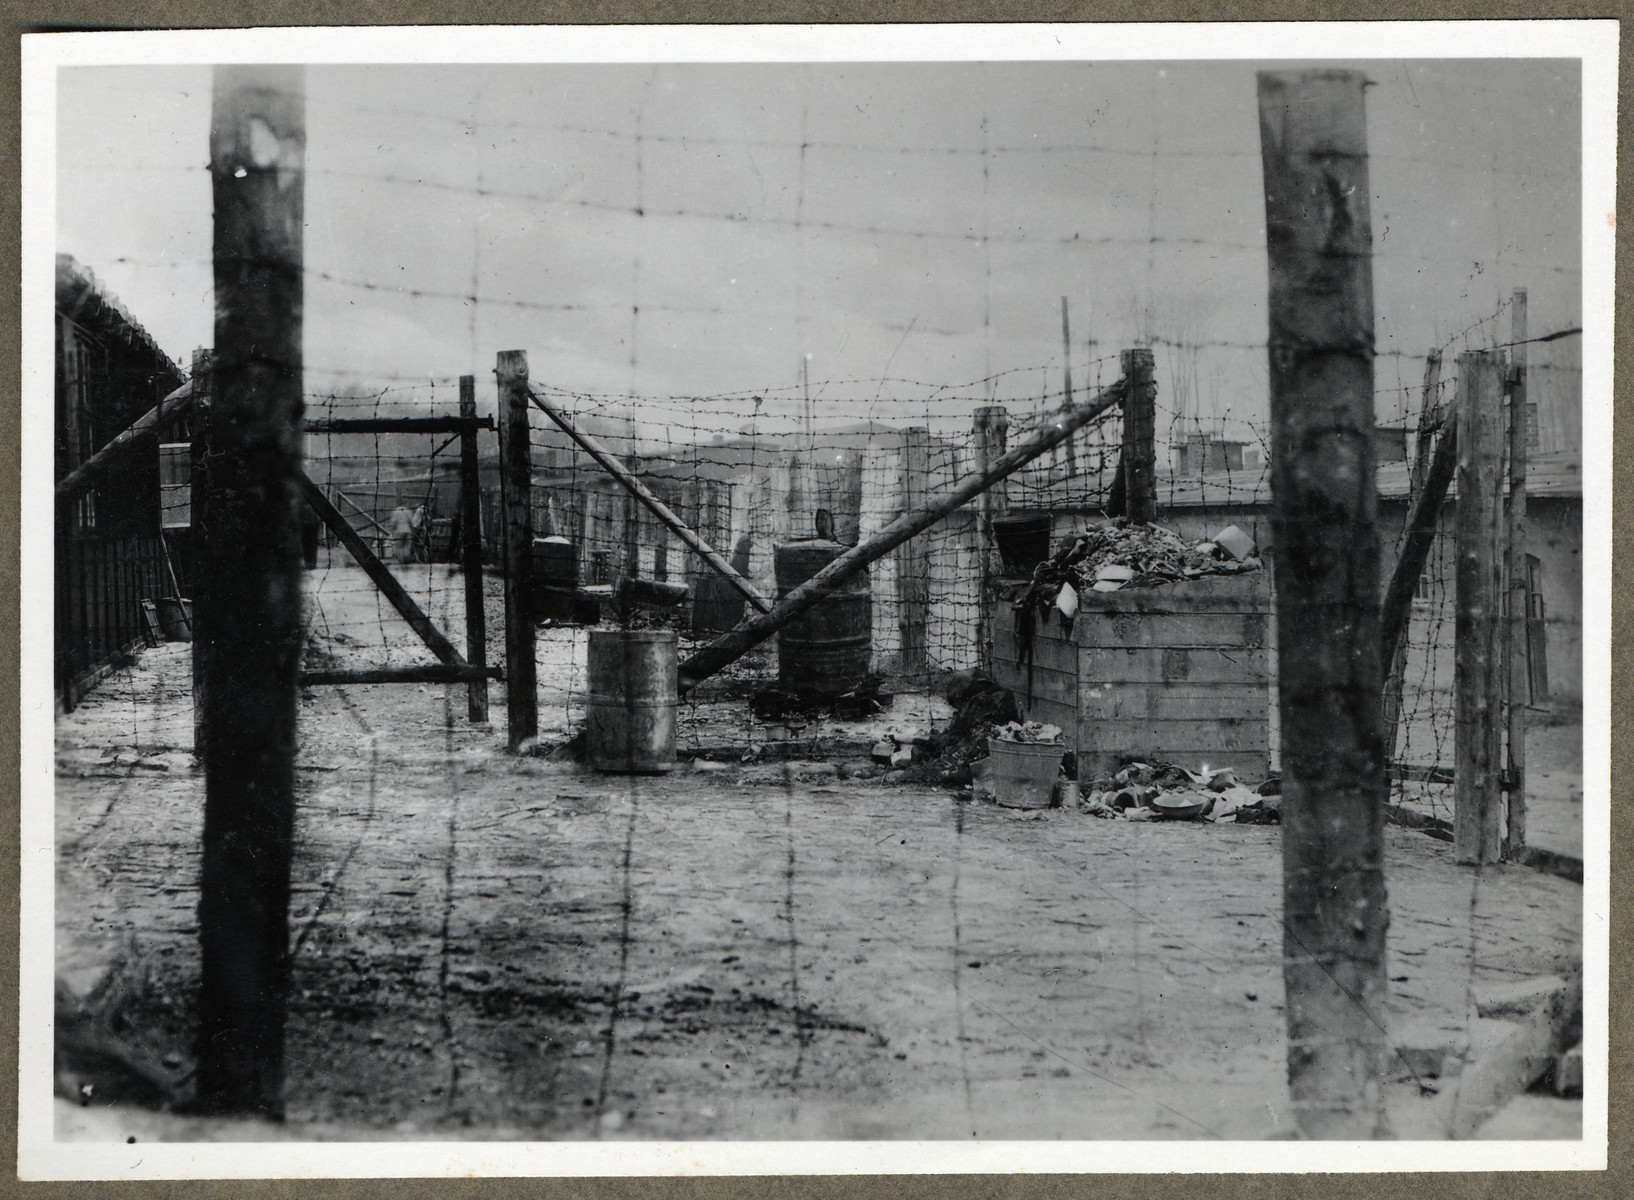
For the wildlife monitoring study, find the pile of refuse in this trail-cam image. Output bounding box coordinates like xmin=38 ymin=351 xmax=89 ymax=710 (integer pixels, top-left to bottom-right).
xmin=1076 ymin=760 xmax=1281 ymax=824
xmin=1018 ymin=518 xmax=1261 ymax=622
xmin=989 ymin=720 xmax=1064 ymax=744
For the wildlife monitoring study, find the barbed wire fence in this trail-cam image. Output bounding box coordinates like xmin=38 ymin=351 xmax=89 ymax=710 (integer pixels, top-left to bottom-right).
xmin=47 ymin=61 xmax=1592 ymax=1137
xmin=62 ymin=69 xmax=1584 ymax=784
xmin=181 ymin=94 xmax=1576 ymax=765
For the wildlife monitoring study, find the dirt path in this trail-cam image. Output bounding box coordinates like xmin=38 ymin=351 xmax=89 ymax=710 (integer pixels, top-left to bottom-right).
xmin=53 ymin=634 xmax=1583 ymax=1142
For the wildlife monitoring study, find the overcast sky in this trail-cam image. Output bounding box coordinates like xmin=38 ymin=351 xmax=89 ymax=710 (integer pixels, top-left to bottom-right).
xmin=56 ymin=58 xmax=1581 ymax=445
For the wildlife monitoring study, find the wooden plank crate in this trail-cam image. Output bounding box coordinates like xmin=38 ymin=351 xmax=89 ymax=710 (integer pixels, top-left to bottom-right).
xmin=991 ymin=572 xmax=1271 ymax=782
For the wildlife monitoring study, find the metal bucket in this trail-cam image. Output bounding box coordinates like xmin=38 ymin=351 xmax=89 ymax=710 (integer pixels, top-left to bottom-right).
xmin=587 ymin=629 xmax=677 ymax=773
xmin=992 ymin=513 xmax=1053 ymax=579
xmin=774 ymin=539 xmax=871 ymax=697
xmin=985 ymin=739 xmax=1064 ymax=809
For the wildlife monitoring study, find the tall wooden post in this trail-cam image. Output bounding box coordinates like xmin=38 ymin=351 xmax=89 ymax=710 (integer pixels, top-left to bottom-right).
xmin=1382 ymin=349 xmax=1446 ymax=767
xmin=497 ymin=351 xmax=537 ymax=750
xmin=1258 ymin=69 xmax=1389 ymax=1140
xmin=1408 ymin=351 xmax=1445 ymax=493
xmin=1119 ymin=348 xmax=1156 ymax=524
xmin=896 ymin=426 xmax=931 ymax=673
xmin=196 ymin=65 xmax=305 ymax=1117
xmin=459 ymin=375 xmax=489 ymax=724
xmin=972 ymin=405 xmax=1008 ymax=665
xmin=1503 ymin=290 xmax=1529 ymax=856
xmin=189 ymin=348 xmax=212 ymax=755
xmin=1059 ymin=297 xmax=1077 ymax=476
xmin=1454 ymin=350 xmax=1507 ymax=863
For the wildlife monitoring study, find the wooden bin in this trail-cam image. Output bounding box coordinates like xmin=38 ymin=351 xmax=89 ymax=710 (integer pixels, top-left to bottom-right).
xmin=991 ymin=572 xmax=1270 ymax=781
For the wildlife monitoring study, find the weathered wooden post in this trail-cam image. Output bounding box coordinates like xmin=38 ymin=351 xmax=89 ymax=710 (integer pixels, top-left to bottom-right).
xmin=459 ymin=374 xmax=489 ymax=724
xmin=1258 ymin=68 xmax=1389 ymax=1139
xmin=1503 ymin=289 xmax=1529 ymax=856
xmin=972 ymin=405 xmax=1008 ymax=663
xmin=1060 ymin=297 xmax=1077 ymax=477
xmin=196 ymin=64 xmax=305 ymax=1117
xmin=1119 ymin=347 xmax=1157 ymax=524
xmin=189 ymin=348 xmax=212 ymax=755
xmin=1408 ymin=351 xmax=1445 ymax=493
xmin=1456 ymin=351 xmax=1506 ymax=863
xmin=497 ymin=351 xmax=537 ymax=750
xmin=897 ymin=426 xmax=931 ymax=673
xmin=1382 ymin=349 xmax=1447 ymax=766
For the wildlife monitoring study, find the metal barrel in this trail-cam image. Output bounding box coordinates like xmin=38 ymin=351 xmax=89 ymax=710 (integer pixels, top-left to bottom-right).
xmin=774 ymin=538 xmax=871 ymax=697
xmin=992 ymin=513 xmax=1053 ymax=578
xmin=587 ymin=629 xmax=677 ymax=773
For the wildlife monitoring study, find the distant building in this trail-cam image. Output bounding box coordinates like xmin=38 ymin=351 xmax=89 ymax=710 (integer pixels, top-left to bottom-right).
xmin=1171 ymin=432 xmax=1261 ymax=476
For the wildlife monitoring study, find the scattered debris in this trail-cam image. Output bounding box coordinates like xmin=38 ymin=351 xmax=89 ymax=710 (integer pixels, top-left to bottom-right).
xmin=1016 ymin=519 xmax=1263 ymax=632
xmin=1074 ymin=759 xmax=1280 ymax=825
xmin=752 ymin=674 xmax=892 ymax=723
xmin=989 ymin=721 xmax=1063 ymax=744
xmin=1211 ymin=524 xmax=1256 ymax=563
xmin=917 ymin=671 xmax=1021 ymax=779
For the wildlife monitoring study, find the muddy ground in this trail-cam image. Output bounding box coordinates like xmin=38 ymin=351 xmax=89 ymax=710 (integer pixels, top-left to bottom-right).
xmin=50 ymin=565 xmax=1585 ymax=1142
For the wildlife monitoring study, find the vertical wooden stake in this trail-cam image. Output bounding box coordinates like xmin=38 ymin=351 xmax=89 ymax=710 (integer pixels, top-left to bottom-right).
xmin=1455 ymin=351 xmax=1506 ymax=864
xmin=497 ymin=351 xmax=537 ymax=750
xmin=1258 ymin=68 xmax=1389 ymax=1140
xmin=1382 ymin=348 xmax=1446 ymax=768
xmin=972 ymin=405 xmax=1008 ymax=664
xmin=1119 ymin=348 xmax=1156 ymax=524
xmin=459 ymin=374 xmax=489 ymax=724
xmin=896 ymin=426 xmax=931 ymax=673
xmin=1408 ymin=351 xmax=1445 ymax=493
xmin=1503 ymin=290 xmax=1529 ymax=856
xmin=189 ymin=348 xmax=212 ymax=755
xmin=196 ymin=65 xmax=305 ymax=1117
xmin=1059 ymin=296 xmax=1077 ymax=477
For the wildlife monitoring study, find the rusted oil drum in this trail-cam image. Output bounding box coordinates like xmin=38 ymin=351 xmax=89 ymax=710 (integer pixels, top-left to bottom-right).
xmin=587 ymin=629 xmax=677 ymax=773
xmin=774 ymin=538 xmax=871 ymax=697
xmin=992 ymin=513 xmax=1052 ymax=579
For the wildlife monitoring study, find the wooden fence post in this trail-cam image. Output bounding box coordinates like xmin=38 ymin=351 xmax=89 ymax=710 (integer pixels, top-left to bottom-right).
xmin=897 ymin=426 xmax=931 ymax=673
xmin=1382 ymin=349 xmax=1447 ymax=767
xmin=196 ymin=64 xmax=305 ymax=1117
xmin=1258 ymin=67 xmax=1389 ymax=1140
xmin=459 ymin=374 xmax=489 ymax=724
xmin=497 ymin=351 xmax=537 ymax=750
xmin=1455 ymin=350 xmax=1506 ymax=864
xmin=1504 ymin=290 xmax=1529 ymax=856
xmin=973 ymin=405 xmax=1008 ymax=664
xmin=1409 ymin=351 xmax=1445 ymax=493
xmin=1119 ymin=347 xmax=1157 ymax=524
xmin=1060 ymin=297 xmax=1077 ymax=477
xmin=189 ymin=348 xmax=212 ymax=755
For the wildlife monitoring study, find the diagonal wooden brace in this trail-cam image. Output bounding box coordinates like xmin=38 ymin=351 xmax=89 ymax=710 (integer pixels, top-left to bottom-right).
xmin=678 ymin=377 xmax=1129 ymax=694
xmin=293 ymin=469 xmax=467 ymax=667
xmin=527 ymin=387 xmax=773 ymax=614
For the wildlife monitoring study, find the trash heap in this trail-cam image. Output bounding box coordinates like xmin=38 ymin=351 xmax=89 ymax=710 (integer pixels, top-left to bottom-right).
xmin=1076 ymin=760 xmax=1282 ymax=824
xmin=1018 ymin=518 xmax=1261 ymax=621
xmin=989 ymin=720 xmax=1064 ymax=744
